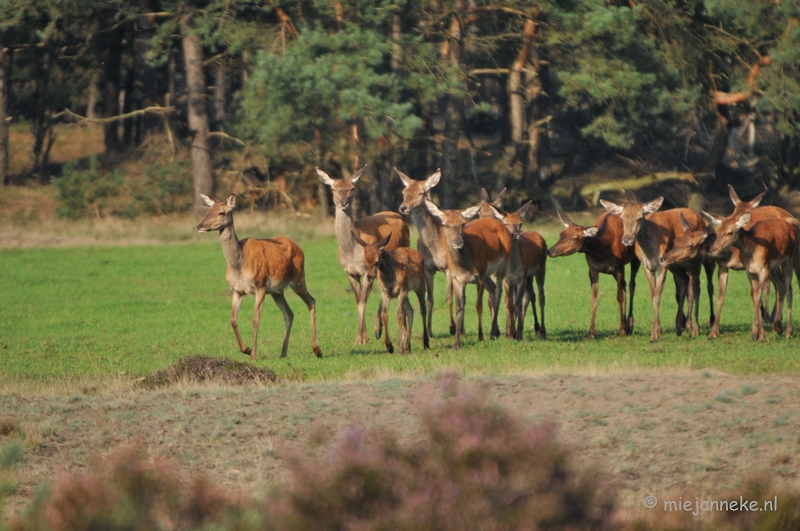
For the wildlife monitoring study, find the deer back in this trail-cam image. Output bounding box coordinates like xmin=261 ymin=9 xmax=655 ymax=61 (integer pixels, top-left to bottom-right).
xmin=355 ymin=212 xmax=410 ymax=249
xmin=237 ymin=237 xmax=302 ymax=292
xmin=741 ymin=219 xmax=799 ymax=265
xmin=517 ymin=231 xmax=547 ymax=275
xmin=381 ymin=247 xmax=426 ymax=295
xmin=462 ymin=218 xmax=512 ymax=276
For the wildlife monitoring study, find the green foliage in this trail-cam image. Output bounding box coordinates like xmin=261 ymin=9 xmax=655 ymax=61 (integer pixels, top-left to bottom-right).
xmin=53 ymin=156 xmax=123 ymax=220
xmin=133 ymin=158 xmax=194 ymax=217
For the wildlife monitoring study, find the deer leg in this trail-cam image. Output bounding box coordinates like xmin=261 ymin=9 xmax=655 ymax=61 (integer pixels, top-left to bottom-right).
xmin=380 ymin=292 xmax=393 ymax=353
xmin=454 ymin=280 xmax=466 ymax=349
xmin=230 ymin=291 xmax=251 ymax=356
xmin=772 ymin=264 xmax=787 ymax=334
xmin=271 ymin=292 xmax=294 ymax=359
xmin=249 ymin=288 xmax=269 ymax=360
xmin=672 ymin=268 xmax=688 ymax=337
xmin=424 ymin=267 xmax=435 ymax=337
xmin=687 ymin=261 xmax=701 ymax=337
xmin=476 ymin=279 xmax=485 ymax=341
xmin=504 ymin=279 xmax=516 ymax=339
xmin=446 ymin=269 xmax=458 ymax=336
xmin=417 ymin=287 xmax=430 ymax=349
xmin=292 ymin=279 xmax=322 ymax=358
xmin=347 ymin=275 xmax=367 ymax=345
xmin=588 ymin=268 xmax=600 ymax=339
xmin=647 ymin=267 xmax=666 ymax=342
xmin=710 ymin=265 xmax=729 ymax=339
xmin=403 ymin=294 xmax=414 ymax=353
xmin=785 ymin=259 xmax=793 ymax=338
xmin=535 ymin=266 xmax=546 ymax=339
xmin=627 ymin=259 xmax=640 ymax=335
xmin=490 ymin=275 xmax=504 ymax=340
xmin=616 ymin=269 xmax=627 ymax=337
xmin=704 ymin=259 xmax=716 ymax=327
xmin=750 ymin=271 xmax=766 ymax=342
xmin=375 ymin=289 xmax=385 ymax=340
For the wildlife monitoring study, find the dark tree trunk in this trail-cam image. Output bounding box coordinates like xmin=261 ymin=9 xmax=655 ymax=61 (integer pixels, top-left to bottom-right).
xmin=315 ymin=128 xmax=329 ymax=221
xmin=214 ymin=59 xmax=227 ymax=122
xmin=440 ymin=0 xmax=465 ymax=209
xmin=181 ymin=14 xmax=215 ymax=216
xmin=103 ymin=24 xmax=124 ymax=155
xmin=0 ymin=33 xmax=10 ymax=185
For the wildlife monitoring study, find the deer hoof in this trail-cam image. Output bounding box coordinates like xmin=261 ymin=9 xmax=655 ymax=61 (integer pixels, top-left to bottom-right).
xmin=752 ymin=334 xmax=759 ymax=342
xmin=313 ymin=346 xmax=323 ymax=358
xmin=387 ymin=344 xmax=394 ymax=354
xmin=243 ymin=347 xmax=252 ymax=355
xmin=449 ymin=324 xmax=457 ymax=336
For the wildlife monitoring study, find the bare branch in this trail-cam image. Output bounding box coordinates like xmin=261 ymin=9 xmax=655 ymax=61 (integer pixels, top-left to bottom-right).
xmin=52 ymin=106 xmax=174 ymax=124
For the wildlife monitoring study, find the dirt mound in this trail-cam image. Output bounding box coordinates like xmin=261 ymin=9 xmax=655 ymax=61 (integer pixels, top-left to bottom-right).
xmin=137 ymin=355 xmax=277 ymax=389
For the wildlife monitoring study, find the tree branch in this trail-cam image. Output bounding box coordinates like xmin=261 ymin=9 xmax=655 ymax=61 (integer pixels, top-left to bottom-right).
xmin=52 ymin=106 xmax=174 ymax=124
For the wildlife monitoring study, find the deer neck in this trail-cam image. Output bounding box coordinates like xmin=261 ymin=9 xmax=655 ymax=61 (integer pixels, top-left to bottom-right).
xmin=333 ymin=205 xmax=364 ymax=273
xmin=635 ymin=218 xmax=661 ymax=268
xmin=446 ymin=242 xmax=475 ymax=282
xmin=411 ymin=205 xmax=447 ymax=269
xmin=219 ymin=221 xmax=244 ymax=272
xmin=506 ymin=238 xmax=523 ymax=280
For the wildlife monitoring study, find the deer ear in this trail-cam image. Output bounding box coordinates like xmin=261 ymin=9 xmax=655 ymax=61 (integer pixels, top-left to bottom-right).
xmin=480 ymin=188 xmax=489 ymax=202
xmin=351 ymin=231 xmax=369 ymax=248
xmin=423 ymin=169 xmax=441 ymax=191
xmin=492 ymin=188 xmax=507 ymax=208
xmin=679 ymin=211 xmax=692 ymax=232
xmin=728 ymin=184 xmax=741 ymax=206
xmin=350 ymin=165 xmax=367 ymax=184
xmin=462 ymin=205 xmax=481 ymax=219
xmin=226 ymin=194 xmax=237 ymax=209
xmin=199 ymin=192 xmax=216 ymax=207
xmin=378 ymin=233 xmax=392 ymax=250
xmin=702 ymin=211 xmax=722 ymax=227
xmin=395 ymin=168 xmax=412 ymax=188
xmin=599 ymin=199 xmax=624 ymax=216
xmin=316 ymin=167 xmax=336 ymax=186
xmin=558 ymin=211 xmax=576 ymax=228
xmin=735 ymin=212 xmax=751 ymax=229
xmin=488 ymin=205 xmax=504 ymax=221
xmin=749 ymin=190 xmax=766 ymax=209
xmin=425 ymin=199 xmax=444 ymax=220
xmin=643 ymin=197 xmax=664 ymax=214
xmin=516 ymin=200 xmax=533 ymax=219
xmin=583 ymin=227 xmax=598 ymax=237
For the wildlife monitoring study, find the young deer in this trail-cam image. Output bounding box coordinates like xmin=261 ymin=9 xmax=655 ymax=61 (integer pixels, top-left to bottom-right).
xmin=486 ymin=200 xmax=547 ymax=340
xmin=425 ymin=201 xmax=511 ymax=349
xmin=547 ymin=211 xmax=639 ymax=338
xmin=317 ymin=166 xmax=410 ymax=345
xmin=708 ymin=214 xmax=798 ymax=341
xmin=195 ymin=193 xmax=321 ymax=360
xmin=396 ymin=168 xmax=456 ymax=336
xmin=352 ymin=232 xmax=430 ymax=354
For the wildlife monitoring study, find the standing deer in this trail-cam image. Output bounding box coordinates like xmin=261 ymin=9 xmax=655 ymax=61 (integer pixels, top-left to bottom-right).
xmin=708 ymin=214 xmax=797 ymax=341
xmin=425 ymin=201 xmax=511 ymax=349
xmin=396 ymin=168 xmax=457 ymax=336
xmin=195 ymin=193 xmax=321 ymax=360
xmin=486 ymin=200 xmax=547 ymax=340
xmin=352 ymin=232 xmax=430 ymax=354
xmin=600 ymin=198 xmax=710 ymax=341
xmin=547 ymin=211 xmax=640 ymax=338
xmin=317 ymin=166 xmax=410 ymax=345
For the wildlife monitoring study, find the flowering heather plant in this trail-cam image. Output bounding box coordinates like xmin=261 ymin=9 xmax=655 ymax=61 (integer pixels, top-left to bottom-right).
xmin=264 ymin=373 xmax=615 ymax=531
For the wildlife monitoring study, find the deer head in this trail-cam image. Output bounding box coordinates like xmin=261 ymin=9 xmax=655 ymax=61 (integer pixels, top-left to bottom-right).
xmin=196 ymin=193 xmax=236 ymax=233
xmin=352 ymin=232 xmax=392 ymax=282
xmin=547 ymin=212 xmax=599 ymax=257
xmin=397 ymin=169 xmax=441 ymax=215
xmin=424 ymin=200 xmax=481 ymax=250
xmin=317 ymin=166 xmax=368 ymax=210
xmin=600 ymin=197 xmax=664 ymax=247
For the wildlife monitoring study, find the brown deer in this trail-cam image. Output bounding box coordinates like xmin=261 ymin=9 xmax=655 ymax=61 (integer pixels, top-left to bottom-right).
xmin=352 ymin=232 xmax=430 ymax=354
xmin=708 ymin=214 xmax=797 ymax=341
xmin=396 ymin=168 xmax=457 ymax=336
xmin=547 ymin=211 xmax=640 ymax=339
xmin=660 ymin=207 xmax=789 ymax=338
xmin=478 ymin=187 xmax=507 ymax=218
xmin=195 ymin=193 xmax=321 ymax=360
xmin=486 ymin=200 xmax=547 ymax=340
xmin=317 ymin=166 xmax=410 ymax=345
xmin=425 ymin=201 xmax=511 ymax=349
xmin=600 ymin=198 xmax=711 ymax=341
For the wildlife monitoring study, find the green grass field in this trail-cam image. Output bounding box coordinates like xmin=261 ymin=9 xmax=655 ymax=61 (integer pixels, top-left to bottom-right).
xmin=2 ymin=233 xmax=799 ymax=387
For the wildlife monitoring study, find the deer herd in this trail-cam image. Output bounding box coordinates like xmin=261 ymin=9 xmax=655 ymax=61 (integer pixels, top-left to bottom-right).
xmin=196 ymin=169 xmax=800 ymax=360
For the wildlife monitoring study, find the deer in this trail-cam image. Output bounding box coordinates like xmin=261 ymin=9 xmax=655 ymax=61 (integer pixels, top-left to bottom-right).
xmin=424 ymin=201 xmax=511 ymax=349
xmin=485 ymin=200 xmax=547 ymax=340
xmin=396 ymin=168 xmax=458 ymax=336
xmin=317 ymin=166 xmax=410 ymax=345
xmin=547 ymin=211 xmax=640 ymax=339
xmin=600 ymin=197 xmax=713 ymax=341
xmin=660 ymin=207 xmax=792 ymax=339
xmin=195 ymin=193 xmax=321 ymax=360
xmin=708 ymin=214 xmax=797 ymax=341
xmin=352 ymin=232 xmax=430 ymax=354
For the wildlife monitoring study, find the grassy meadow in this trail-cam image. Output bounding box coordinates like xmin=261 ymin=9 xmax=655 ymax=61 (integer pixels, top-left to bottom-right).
xmin=2 ymin=223 xmax=799 ymax=389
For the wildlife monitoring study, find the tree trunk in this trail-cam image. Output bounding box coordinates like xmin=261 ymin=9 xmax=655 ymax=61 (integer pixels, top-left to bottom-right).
xmin=0 ymin=33 xmax=10 ymax=185
xmin=103 ymin=24 xmax=124 ymax=155
xmin=136 ymin=0 xmax=159 ymax=138
xmin=315 ymin=127 xmax=329 ymax=221
xmin=214 ymin=59 xmax=227 ymax=122
xmin=440 ymin=0 xmax=465 ymax=209
xmin=181 ymin=14 xmax=215 ymax=217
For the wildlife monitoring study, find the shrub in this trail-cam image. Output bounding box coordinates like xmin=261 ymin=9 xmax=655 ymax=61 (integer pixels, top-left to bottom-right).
xmin=53 ymin=156 xmax=123 ymax=220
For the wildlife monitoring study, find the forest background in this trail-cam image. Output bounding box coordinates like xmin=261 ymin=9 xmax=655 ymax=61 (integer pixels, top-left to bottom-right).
xmin=0 ymin=0 xmax=799 ymax=217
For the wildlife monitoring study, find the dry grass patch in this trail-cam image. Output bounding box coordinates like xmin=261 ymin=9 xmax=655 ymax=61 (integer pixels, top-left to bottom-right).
xmin=137 ymin=355 xmax=277 ymax=389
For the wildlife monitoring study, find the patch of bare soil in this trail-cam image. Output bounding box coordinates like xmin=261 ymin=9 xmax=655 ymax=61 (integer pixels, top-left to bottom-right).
xmin=2 ymin=370 xmax=799 ymax=518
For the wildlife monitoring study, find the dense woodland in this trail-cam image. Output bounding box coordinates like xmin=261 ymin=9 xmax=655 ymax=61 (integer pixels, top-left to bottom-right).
xmin=0 ymin=0 xmax=798 ymax=218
